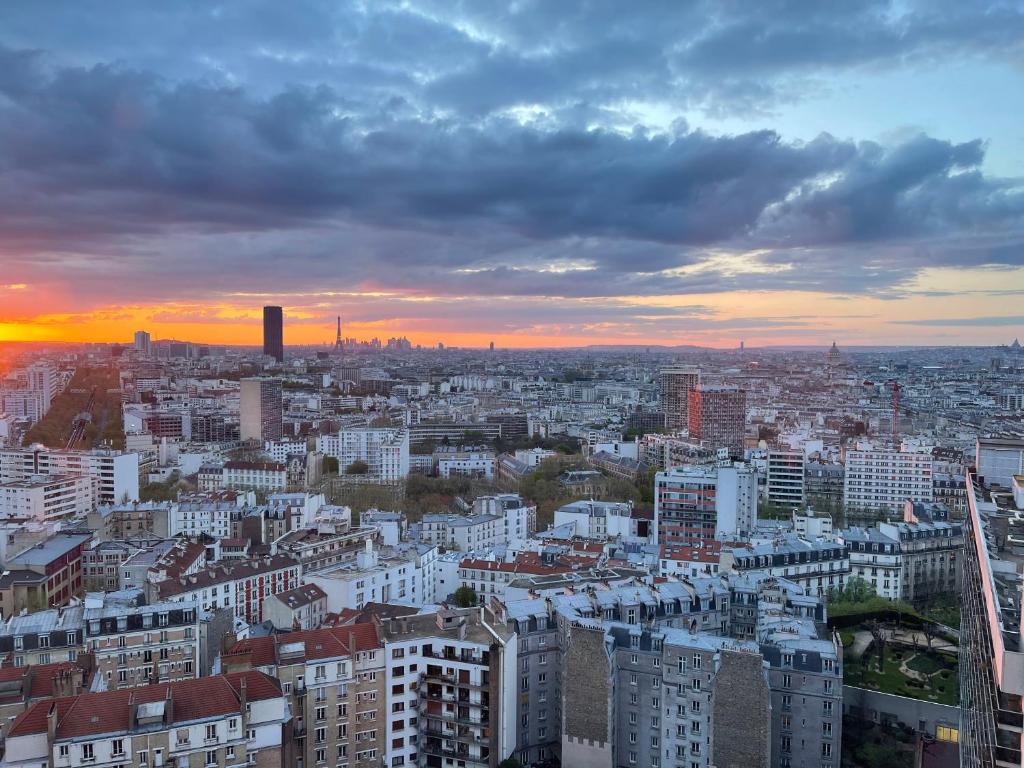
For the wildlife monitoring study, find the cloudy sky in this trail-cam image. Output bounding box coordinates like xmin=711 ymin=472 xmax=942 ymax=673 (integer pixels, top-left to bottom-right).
xmin=1 ymin=0 xmax=1023 ymax=348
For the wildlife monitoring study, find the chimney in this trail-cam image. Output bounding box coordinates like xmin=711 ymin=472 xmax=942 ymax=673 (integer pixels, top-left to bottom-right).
xmin=164 ymin=687 xmax=174 ymax=725
xmin=239 ymin=676 xmax=248 ymax=724
xmin=46 ymin=702 xmax=58 ymax=745
xmin=128 ymin=693 xmax=139 ymax=728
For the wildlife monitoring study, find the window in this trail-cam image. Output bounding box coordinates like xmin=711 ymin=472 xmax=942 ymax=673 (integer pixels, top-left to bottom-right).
xmin=82 ymin=744 xmax=95 ymax=761
xmin=206 ymin=724 xmax=218 ymax=741
xmin=111 ymin=739 xmax=124 ymax=756
xmin=206 ymin=750 xmax=218 ymax=767
xmin=58 ymin=746 xmax=69 ymax=759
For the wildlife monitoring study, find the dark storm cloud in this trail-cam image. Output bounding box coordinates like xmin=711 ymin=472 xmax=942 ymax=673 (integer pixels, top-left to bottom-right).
xmin=0 ymin=0 xmax=1022 ymax=315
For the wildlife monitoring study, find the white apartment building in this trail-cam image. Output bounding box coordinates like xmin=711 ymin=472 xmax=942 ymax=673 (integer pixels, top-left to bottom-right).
xmin=0 ymin=447 xmax=140 ymax=504
xmin=316 ymin=428 xmax=410 ymax=483
xmin=380 ymin=608 xmax=518 ymax=768
xmin=305 ymin=541 xmax=427 ymax=611
xmin=841 ymin=527 xmax=903 ymax=599
xmin=0 ymin=473 xmax=97 ymax=520
xmin=473 ymin=494 xmax=537 ymax=548
xmin=654 ymin=462 xmax=759 ymax=545
xmin=844 ymin=449 xmax=933 ymax=513
xmin=221 ymin=460 xmax=287 ymax=493
xmin=169 ymin=497 xmax=240 ymax=539
xmin=421 ymin=513 xmax=504 ymax=552
xmin=264 ymin=437 xmax=309 ymax=462
xmin=554 ymin=499 xmax=638 ymax=540
xmin=793 ymin=509 xmax=834 ymax=538
xmin=437 ymin=451 xmax=495 ymax=480
xmin=766 ymin=449 xmax=805 ymax=507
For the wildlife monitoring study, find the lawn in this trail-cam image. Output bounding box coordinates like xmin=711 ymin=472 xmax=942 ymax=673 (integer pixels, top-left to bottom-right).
xmin=845 ymin=647 xmax=958 ymax=706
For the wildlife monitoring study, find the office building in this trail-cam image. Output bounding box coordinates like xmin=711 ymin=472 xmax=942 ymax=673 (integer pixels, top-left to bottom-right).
xmin=239 ymin=377 xmax=283 ymax=443
xmin=660 ymin=366 xmax=700 ymax=431
xmin=263 ymin=305 xmax=284 ymax=362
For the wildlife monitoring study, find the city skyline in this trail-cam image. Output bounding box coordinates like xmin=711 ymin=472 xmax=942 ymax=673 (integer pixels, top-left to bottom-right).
xmin=1 ymin=2 xmax=1023 ymax=347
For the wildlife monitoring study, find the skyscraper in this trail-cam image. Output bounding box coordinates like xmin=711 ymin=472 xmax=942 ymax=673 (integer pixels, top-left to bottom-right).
xmin=240 ymin=378 xmax=283 ymax=442
xmin=660 ymin=366 xmax=700 ymax=430
xmin=133 ymin=330 xmax=152 ymax=357
xmin=688 ymin=385 xmax=747 ymax=457
xmin=263 ymin=305 xmax=284 ymax=362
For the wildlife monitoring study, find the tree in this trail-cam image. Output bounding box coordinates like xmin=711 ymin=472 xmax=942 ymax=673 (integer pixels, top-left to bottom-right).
xmin=453 ymin=586 xmax=478 ymax=608
xmin=322 ymin=456 xmax=339 ymax=475
xmin=868 ymin=620 xmax=887 ymax=673
xmin=922 ymin=621 xmax=939 ymax=650
xmin=826 ymin=576 xmax=876 ymax=605
xmin=345 ymin=460 xmax=369 ymax=475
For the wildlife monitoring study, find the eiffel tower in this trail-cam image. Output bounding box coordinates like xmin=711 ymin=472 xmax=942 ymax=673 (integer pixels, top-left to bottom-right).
xmin=335 ymin=316 xmax=343 ymax=351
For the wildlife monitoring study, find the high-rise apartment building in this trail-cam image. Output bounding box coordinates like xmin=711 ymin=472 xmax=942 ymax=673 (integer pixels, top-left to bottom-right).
xmin=315 ymin=428 xmax=410 ymax=483
xmin=766 ymin=449 xmax=805 ymax=507
xmin=976 ymin=436 xmax=1024 ymax=488
xmin=660 ymin=366 xmax=700 ymax=431
xmin=133 ymin=329 xmax=152 ymax=357
xmin=239 ymin=377 xmax=283 ymax=443
xmin=263 ymin=305 xmax=284 ymax=362
xmin=843 ymin=448 xmax=933 ymax=513
xmin=688 ymin=386 xmax=746 ymax=457
xmin=961 ymin=472 xmax=1024 ymax=766
xmin=0 ymin=447 xmax=140 ymax=505
xmin=653 ymin=463 xmax=759 ymax=544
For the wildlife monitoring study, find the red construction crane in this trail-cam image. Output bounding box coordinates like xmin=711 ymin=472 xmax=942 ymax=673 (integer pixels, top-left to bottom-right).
xmin=891 ymin=381 xmax=900 ymax=442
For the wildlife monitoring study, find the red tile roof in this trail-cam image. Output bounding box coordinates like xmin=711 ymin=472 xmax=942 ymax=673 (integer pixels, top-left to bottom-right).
xmin=226 ymin=622 xmax=382 ymax=668
xmin=8 ymin=671 xmax=281 ymax=739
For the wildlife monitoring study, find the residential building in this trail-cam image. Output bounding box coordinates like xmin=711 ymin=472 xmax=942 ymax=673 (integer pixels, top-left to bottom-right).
xmin=223 ymin=623 xmax=386 ymax=768
xmin=766 ymin=450 xmax=805 ymax=508
xmin=654 ymin=463 xmax=759 ymax=544
xmin=721 ymin=535 xmax=850 ymax=597
xmin=793 ymin=508 xmax=834 ymax=538
xmin=305 ymin=542 xmax=427 ymax=612
xmin=240 ymin=377 xmax=283 ymax=443
xmin=876 ymin=520 xmax=963 ymax=603
xmin=437 ymin=451 xmax=495 ymax=480
xmin=151 ymin=553 xmax=300 ymax=624
xmin=843 ymin=448 xmax=933 ymax=514
xmin=3 ymin=671 xmax=288 ymax=768
xmin=0 ymin=533 xmax=93 ymax=616
xmin=379 ymin=607 xmax=518 ymax=768
xmin=133 ymin=330 xmax=152 ymax=356
xmin=660 ymin=366 xmax=700 ymax=431
xmin=222 ymin=460 xmax=288 ymax=493
xmin=472 ymin=494 xmax=537 ymax=547
xmin=316 ymin=428 xmax=410 ymax=483
xmin=0 ymin=606 xmax=85 ymax=667
xmin=421 ymin=513 xmax=503 ymax=551
xmin=83 ymin=590 xmax=201 ymax=690
xmin=841 ymin=527 xmax=903 ymax=600
xmin=263 ymin=583 xmax=329 ymax=630
xmin=0 ymin=660 xmax=93 ymax=745
xmin=687 ymin=386 xmax=747 ymax=457
xmin=0 ymin=447 xmax=140 ymax=505
xmin=976 ymin=436 xmax=1024 ymax=488
xmin=0 ymin=474 xmax=97 ymax=521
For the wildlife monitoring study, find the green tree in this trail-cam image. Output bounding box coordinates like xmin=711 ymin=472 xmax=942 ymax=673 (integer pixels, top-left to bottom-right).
xmin=323 ymin=456 xmax=339 ymax=475
xmin=345 ymin=460 xmax=370 ymax=475
xmin=453 ymin=586 xmax=478 ymax=607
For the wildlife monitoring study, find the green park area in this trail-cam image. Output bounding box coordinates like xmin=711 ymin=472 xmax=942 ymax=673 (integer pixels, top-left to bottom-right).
xmin=24 ymin=366 xmax=125 ymax=449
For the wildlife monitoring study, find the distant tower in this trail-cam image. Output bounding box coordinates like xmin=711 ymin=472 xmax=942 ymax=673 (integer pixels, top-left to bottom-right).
xmin=826 ymin=341 xmax=840 ymax=367
xmin=489 ymin=341 xmax=495 ymax=351
xmin=739 ymin=340 xmax=744 ymax=352
xmin=335 ymin=316 xmax=343 ymax=351
xmin=263 ymin=306 xmax=284 ymax=362
xmin=660 ymin=366 xmax=700 ymax=431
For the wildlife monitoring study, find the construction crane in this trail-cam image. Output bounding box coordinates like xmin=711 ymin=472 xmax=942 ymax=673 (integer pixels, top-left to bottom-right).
xmin=66 ymin=387 xmax=96 ymax=449
xmin=891 ymin=381 xmax=900 ymax=443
